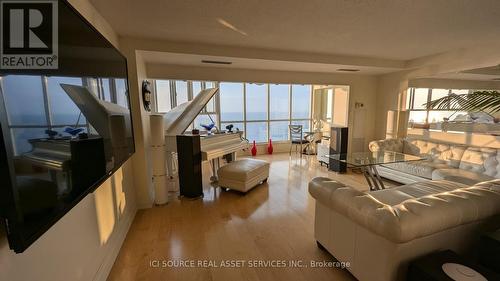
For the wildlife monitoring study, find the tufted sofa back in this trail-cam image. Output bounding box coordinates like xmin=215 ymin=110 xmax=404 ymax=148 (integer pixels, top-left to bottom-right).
xmin=368 ymin=138 xmax=405 ymax=153
xmin=459 ymin=147 xmax=500 ymax=178
xmin=309 ymin=177 xmax=500 ymax=243
xmin=369 ymin=138 xmax=500 ymax=172
xmin=406 ymin=139 xmax=467 ymax=168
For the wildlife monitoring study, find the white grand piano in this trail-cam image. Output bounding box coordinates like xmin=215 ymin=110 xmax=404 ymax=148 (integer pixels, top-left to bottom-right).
xmin=162 ymin=88 xmax=248 ymax=182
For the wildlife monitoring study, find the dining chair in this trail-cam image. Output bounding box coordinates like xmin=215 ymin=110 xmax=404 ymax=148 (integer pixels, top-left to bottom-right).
xmin=289 ymin=125 xmax=308 ymax=156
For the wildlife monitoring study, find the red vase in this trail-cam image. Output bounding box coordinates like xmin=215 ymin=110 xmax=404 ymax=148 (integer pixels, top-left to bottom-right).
xmin=251 ymin=140 xmax=257 ymax=156
xmin=267 ymin=138 xmax=273 ymax=154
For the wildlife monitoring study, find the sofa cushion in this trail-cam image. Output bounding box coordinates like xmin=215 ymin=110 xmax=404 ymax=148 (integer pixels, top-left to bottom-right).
xmin=406 ymin=139 xmax=446 ymax=155
xmin=430 ymin=146 xmax=467 ymax=168
xmin=406 ymin=139 xmax=466 ymax=165
xmin=309 ymin=177 xmax=500 ymax=243
xmin=369 ymin=138 xmax=404 ymax=153
xmin=432 ymin=168 xmax=496 ymax=185
xmin=370 ymin=180 xmax=466 ymax=206
xmin=459 ymin=147 xmax=498 ymax=175
xmin=383 ymin=161 xmax=449 ymax=179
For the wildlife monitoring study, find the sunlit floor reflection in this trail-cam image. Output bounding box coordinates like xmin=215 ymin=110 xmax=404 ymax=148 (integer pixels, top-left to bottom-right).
xmin=108 ymin=153 xmax=378 ymax=281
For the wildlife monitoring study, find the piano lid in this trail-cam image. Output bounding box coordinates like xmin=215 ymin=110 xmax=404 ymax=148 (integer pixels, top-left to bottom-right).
xmin=164 ymin=88 xmax=219 ymax=135
xmin=60 ymin=84 xmax=130 ymax=139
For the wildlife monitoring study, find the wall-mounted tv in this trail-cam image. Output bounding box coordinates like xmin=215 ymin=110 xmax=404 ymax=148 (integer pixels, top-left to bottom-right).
xmin=0 ymin=0 xmax=135 ymax=253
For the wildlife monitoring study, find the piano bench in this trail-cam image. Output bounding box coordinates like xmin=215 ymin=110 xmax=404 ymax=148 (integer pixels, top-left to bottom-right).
xmin=217 ymin=158 xmax=270 ymax=193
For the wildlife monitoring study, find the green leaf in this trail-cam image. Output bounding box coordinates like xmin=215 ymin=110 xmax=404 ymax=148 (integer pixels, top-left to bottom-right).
xmin=424 ymin=90 xmax=500 ymax=113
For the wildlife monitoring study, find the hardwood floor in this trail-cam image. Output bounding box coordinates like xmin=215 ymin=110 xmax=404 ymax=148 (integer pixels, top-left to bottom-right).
xmin=108 ymin=153 xmax=392 ymax=281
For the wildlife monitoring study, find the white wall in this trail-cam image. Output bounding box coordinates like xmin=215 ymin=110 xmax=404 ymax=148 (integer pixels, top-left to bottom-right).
xmin=0 ymin=161 xmax=136 ymax=281
xmin=0 ymin=1 xmax=138 ymax=280
xmin=120 ymin=48 xmax=154 ymax=208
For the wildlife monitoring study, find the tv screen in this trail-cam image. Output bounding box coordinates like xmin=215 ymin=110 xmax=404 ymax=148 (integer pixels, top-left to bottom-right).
xmin=0 ymin=0 xmax=134 ymax=253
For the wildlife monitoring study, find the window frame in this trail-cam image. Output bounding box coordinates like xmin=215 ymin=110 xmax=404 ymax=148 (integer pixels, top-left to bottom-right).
xmin=152 ymin=79 xmax=313 ymax=143
xmin=406 ymin=87 xmax=474 ymax=124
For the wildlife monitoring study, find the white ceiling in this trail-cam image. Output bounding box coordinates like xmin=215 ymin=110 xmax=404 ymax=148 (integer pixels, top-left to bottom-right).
xmin=90 ymin=0 xmax=500 ymax=61
xmin=140 ymin=51 xmax=400 ymax=74
xmin=424 ymin=65 xmax=500 ymax=81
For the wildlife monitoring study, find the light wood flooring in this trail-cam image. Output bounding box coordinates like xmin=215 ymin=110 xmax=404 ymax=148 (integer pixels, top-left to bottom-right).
xmin=108 ymin=153 xmax=395 ymax=281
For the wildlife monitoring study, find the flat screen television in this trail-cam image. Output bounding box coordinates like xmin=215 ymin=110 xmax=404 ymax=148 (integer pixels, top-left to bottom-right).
xmin=0 ymin=0 xmax=134 ymax=253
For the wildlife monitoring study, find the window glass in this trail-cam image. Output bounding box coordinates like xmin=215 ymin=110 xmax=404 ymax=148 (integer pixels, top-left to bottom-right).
xmin=220 ymin=82 xmax=244 ymax=121
xmin=175 ymin=80 xmax=188 ymax=105
xmin=193 ymin=114 xmax=217 ymax=130
xmin=270 ymin=84 xmax=290 ymax=119
xmin=451 ymin=89 xmax=469 ymax=95
xmin=270 ymin=121 xmax=289 ymax=141
xmin=192 ymin=81 xmax=202 ymax=97
xmin=431 ymin=89 xmax=449 ymax=100
xmin=246 ymin=83 xmax=267 ymax=120
xmin=11 ymin=128 xmax=48 ymax=155
xmin=47 ymin=76 xmax=85 ymax=125
xmin=101 ymin=78 xmax=112 ymax=102
xmin=430 ymin=89 xmax=449 ymax=109
xmin=221 ymin=122 xmax=244 ymax=133
xmin=413 ymin=88 xmax=429 ymax=109
xmin=406 ymin=88 xmax=413 ymax=110
xmin=156 ymin=80 xmax=171 ymax=112
xmin=326 ymin=89 xmax=333 ymax=119
xmin=115 ymin=79 xmax=128 ymax=108
xmin=428 ymin=111 xmax=458 ymax=123
xmin=3 ymin=75 xmax=47 ymax=125
xmin=408 ymin=111 xmax=428 ymax=124
xmin=246 ymin=122 xmax=267 ymax=143
xmin=291 ymin=85 xmax=311 ymax=119
xmin=205 ymin=97 xmax=216 ymax=113
xmin=86 ymin=78 xmax=99 ymax=96
xmin=204 ymin=82 xmax=217 ymax=112
xmin=291 ymin=120 xmax=310 ymax=132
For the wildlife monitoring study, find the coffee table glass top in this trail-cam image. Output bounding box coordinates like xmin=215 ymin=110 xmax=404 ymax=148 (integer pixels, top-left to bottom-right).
xmin=326 ymin=151 xmax=425 ymax=167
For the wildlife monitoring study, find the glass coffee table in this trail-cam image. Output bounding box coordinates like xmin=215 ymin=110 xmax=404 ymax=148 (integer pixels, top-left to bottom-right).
xmin=326 ymin=151 xmax=425 ymax=191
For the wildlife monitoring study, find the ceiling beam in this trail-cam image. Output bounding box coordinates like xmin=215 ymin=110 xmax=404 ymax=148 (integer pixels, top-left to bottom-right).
xmin=119 ymin=36 xmax=406 ymax=70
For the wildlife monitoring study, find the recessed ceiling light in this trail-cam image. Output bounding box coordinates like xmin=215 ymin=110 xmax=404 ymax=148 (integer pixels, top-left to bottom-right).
xmin=201 ymin=60 xmax=232 ymax=65
xmin=337 ymin=68 xmax=360 ymax=72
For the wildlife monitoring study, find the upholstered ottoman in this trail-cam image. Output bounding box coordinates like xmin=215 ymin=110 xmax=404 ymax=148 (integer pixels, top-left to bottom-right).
xmin=218 ymin=158 xmax=270 ymax=193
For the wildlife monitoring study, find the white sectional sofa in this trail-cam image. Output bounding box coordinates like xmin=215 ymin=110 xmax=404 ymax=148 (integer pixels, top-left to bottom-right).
xmin=309 ymin=177 xmax=500 ymax=281
xmin=369 ymin=138 xmax=500 ymax=185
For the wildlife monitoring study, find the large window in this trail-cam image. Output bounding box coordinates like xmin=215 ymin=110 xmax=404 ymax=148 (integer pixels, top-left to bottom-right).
xmin=175 ymin=80 xmax=189 ymax=105
xmin=0 ymin=75 xmax=128 ymax=155
xmin=270 ymin=84 xmax=290 ymax=120
xmin=246 ymin=83 xmax=267 ymax=121
xmin=3 ymin=76 xmax=47 ymax=126
xmin=292 ymin=84 xmax=311 ymax=119
xmin=155 ymin=80 xmax=219 ymax=130
xmin=406 ymin=88 xmax=470 ymax=125
xmin=155 ymin=80 xmax=172 ymax=112
xmin=152 ymin=80 xmax=312 ymax=143
xmin=220 ymin=82 xmax=244 ymax=122
xmin=47 ymin=77 xmax=85 ymax=125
